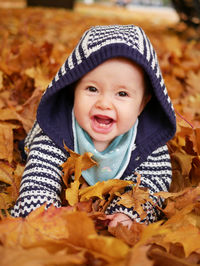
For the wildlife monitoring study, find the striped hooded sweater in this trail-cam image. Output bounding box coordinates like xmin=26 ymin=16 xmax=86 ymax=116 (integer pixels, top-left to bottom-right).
xmin=11 ymin=25 xmax=176 ymax=222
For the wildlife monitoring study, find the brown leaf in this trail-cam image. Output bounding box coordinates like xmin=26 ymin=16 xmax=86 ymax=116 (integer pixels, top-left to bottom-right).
xmin=148 ymin=247 xmax=194 ymax=266
xmin=79 ymin=179 xmax=133 ymax=202
xmin=116 ymin=174 xmax=155 ymax=218
xmin=61 ymin=145 xmax=97 ymax=186
xmin=0 ymin=122 xmax=19 ymax=162
xmin=15 ymin=86 xmax=44 ymax=133
xmin=0 ymin=162 xmax=24 ymax=209
xmin=156 ymin=187 xmax=200 ymax=218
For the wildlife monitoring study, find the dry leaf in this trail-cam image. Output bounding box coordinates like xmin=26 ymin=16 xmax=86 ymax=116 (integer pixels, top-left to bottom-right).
xmin=62 ymin=145 xmax=97 ymax=186
xmin=79 ymin=179 xmax=133 ymax=201
xmin=0 ymin=122 xmax=19 ymax=162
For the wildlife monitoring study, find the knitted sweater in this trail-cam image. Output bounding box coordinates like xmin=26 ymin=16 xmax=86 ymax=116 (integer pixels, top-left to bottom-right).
xmin=11 ymin=25 xmax=176 ymax=222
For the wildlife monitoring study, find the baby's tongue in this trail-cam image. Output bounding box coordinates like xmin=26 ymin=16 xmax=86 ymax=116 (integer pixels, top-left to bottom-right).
xmin=95 ymin=116 xmax=112 ymax=125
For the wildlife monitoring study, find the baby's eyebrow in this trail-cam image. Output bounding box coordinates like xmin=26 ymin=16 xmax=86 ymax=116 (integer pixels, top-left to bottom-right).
xmin=117 ymin=86 xmax=137 ymax=93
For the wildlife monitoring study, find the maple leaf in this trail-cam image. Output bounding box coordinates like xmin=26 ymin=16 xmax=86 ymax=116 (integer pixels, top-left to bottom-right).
xmin=62 ymin=145 xmax=97 ymax=206
xmin=0 ymin=205 xmax=130 ymax=264
xmin=148 ymin=247 xmax=196 ymax=266
xmin=189 ymin=156 xmax=200 ymax=186
xmin=15 ymin=86 xmax=44 ymax=133
xmin=115 ymin=174 xmax=156 ymax=219
xmin=62 ymin=144 xmax=97 ymax=186
xmin=0 ymin=122 xmax=20 ymax=163
xmin=155 ymin=186 xmax=200 ymax=218
xmin=0 ymin=246 xmax=86 ymax=266
xmin=79 ymin=179 xmax=133 ymax=202
xmin=0 ymin=162 xmax=24 ymax=210
xmin=125 ymin=245 xmax=154 ymax=266
xmin=135 ymin=203 xmax=200 ymax=257
xmin=186 ymin=70 xmax=200 ymax=94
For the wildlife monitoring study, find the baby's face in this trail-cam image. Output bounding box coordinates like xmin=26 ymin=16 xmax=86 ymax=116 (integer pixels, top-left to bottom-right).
xmin=74 ymin=58 xmax=148 ymax=152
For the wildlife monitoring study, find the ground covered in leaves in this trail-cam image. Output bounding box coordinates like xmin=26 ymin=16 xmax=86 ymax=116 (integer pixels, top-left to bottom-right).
xmin=0 ymin=3 xmax=200 ymax=266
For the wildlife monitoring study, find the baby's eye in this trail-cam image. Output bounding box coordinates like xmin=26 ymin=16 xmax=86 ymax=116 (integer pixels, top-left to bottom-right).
xmin=87 ymin=86 xmax=98 ymax=92
xmin=118 ymin=91 xmax=128 ymax=97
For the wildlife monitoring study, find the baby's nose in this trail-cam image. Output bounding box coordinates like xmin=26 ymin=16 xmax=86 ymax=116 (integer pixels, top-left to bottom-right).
xmin=95 ymin=95 xmax=112 ymax=110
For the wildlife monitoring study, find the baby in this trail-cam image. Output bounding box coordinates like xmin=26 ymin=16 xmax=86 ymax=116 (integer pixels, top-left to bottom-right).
xmin=11 ymin=25 xmax=176 ymax=227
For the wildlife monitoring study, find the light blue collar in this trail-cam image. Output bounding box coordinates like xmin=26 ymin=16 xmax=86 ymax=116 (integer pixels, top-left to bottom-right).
xmin=72 ymin=111 xmax=138 ymax=185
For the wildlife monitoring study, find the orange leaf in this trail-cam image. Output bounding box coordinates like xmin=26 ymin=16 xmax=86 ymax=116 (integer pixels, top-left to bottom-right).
xmin=65 ymin=179 xmax=80 ymax=206
xmin=0 ymin=122 xmax=19 ymax=163
xmin=0 ymin=246 xmax=86 ymax=266
xmin=79 ymin=179 xmax=133 ymax=201
xmin=61 ymin=145 xmax=97 ymax=186
xmin=0 ymin=205 xmax=130 ymax=264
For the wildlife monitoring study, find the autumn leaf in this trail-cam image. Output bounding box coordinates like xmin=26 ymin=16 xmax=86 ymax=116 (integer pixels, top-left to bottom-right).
xmin=15 ymin=86 xmax=44 ymax=133
xmin=125 ymin=245 xmax=154 ymax=266
xmin=0 ymin=246 xmax=86 ymax=266
xmin=65 ymin=179 xmax=80 ymax=206
xmin=186 ymin=70 xmax=200 ymax=93
xmin=135 ymin=203 xmax=200 ymax=257
xmin=79 ymin=179 xmax=133 ymax=201
xmin=62 ymin=145 xmax=97 ymax=206
xmin=155 ymin=187 xmax=200 ymax=218
xmin=148 ymin=247 xmax=195 ymax=266
xmin=189 ymin=156 xmax=200 ymax=186
xmin=0 ymin=162 xmax=24 ymax=209
xmin=62 ymin=145 xmax=97 ymax=186
xmin=0 ymin=122 xmax=19 ymax=163
xmin=0 ymin=204 xmax=130 ymax=264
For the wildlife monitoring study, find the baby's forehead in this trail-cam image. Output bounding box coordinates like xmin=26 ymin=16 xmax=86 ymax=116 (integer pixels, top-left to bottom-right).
xmin=80 ymin=57 xmax=145 ymax=80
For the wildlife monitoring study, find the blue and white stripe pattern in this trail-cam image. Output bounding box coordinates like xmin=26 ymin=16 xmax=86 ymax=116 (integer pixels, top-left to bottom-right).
xmin=11 ymin=123 xmax=66 ymax=217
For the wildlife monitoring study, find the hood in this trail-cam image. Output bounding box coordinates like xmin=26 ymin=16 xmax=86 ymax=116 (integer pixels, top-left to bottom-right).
xmin=37 ymin=25 xmax=176 ymax=155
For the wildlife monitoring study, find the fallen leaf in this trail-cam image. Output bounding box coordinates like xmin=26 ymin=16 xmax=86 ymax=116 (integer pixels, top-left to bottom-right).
xmin=0 ymin=122 xmax=19 ymax=162
xmin=79 ymin=179 xmax=133 ymax=201
xmin=61 ymin=145 xmax=97 ymax=186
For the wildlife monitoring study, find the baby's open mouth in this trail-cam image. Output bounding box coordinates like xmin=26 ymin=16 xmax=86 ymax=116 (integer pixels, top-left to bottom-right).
xmin=94 ymin=115 xmax=114 ymax=127
xmin=91 ymin=115 xmax=115 ymax=133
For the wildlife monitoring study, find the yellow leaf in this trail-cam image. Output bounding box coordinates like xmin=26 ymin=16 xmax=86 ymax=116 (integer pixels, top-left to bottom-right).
xmin=135 ymin=220 xmax=170 ymax=249
xmin=61 ymin=145 xmax=97 ymax=186
xmin=65 ymin=179 xmax=80 ymax=206
xmin=79 ymin=179 xmax=133 ymax=201
xmin=0 ymin=193 xmax=14 ymax=210
xmin=164 ymin=223 xmax=200 ymax=257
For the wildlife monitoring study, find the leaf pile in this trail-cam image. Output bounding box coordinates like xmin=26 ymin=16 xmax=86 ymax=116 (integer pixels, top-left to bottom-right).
xmin=0 ymin=4 xmax=200 ymax=265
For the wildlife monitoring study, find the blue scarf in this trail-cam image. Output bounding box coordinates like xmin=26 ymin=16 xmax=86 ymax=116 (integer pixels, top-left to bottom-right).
xmin=72 ymin=111 xmax=138 ymax=186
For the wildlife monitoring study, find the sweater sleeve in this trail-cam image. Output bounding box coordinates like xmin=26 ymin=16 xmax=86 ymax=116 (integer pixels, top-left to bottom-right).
xmin=10 ymin=122 xmax=67 ymax=218
xmin=105 ymin=144 xmax=172 ymax=224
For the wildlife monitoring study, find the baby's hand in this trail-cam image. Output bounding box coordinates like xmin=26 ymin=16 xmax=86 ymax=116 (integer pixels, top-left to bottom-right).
xmin=106 ymin=213 xmax=133 ymax=229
